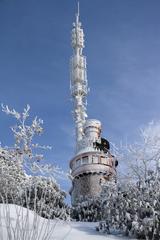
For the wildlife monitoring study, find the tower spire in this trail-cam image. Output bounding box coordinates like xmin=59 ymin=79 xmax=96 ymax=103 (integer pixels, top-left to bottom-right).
xmin=76 ymin=2 xmax=80 ymax=24
xmin=78 ymin=2 xmax=80 ymax=16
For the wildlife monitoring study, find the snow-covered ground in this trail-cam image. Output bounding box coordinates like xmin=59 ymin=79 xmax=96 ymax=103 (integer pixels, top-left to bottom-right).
xmin=64 ymin=222 xmax=136 ymax=240
xmin=0 ymin=204 xmax=135 ymax=240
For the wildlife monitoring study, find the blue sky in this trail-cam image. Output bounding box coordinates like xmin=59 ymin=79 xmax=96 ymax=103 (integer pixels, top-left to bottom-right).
xmin=0 ymin=0 xmax=160 ymax=198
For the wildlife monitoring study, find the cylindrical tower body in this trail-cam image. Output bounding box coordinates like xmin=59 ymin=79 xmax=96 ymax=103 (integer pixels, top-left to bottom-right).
xmin=69 ymin=6 xmax=117 ymax=206
xmin=70 ymin=149 xmax=117 ymax=205
xmin=84 ymin=119 xmax=101 ymax=141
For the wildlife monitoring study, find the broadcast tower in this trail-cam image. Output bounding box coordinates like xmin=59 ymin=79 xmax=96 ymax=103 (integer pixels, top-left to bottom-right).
xmin=69 ymin=4 xmax=117 ymax=205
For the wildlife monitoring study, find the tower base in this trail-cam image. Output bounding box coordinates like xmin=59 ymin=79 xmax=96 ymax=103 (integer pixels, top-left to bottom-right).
xmin=71 ymin=172 xmax=110 ymax=205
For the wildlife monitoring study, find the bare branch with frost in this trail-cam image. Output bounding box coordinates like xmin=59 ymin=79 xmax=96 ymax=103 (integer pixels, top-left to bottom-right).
xmin=0 ymin=104 xmax=54 ymax=174
xmin=117 ymin=120 xmax=160 ymax=184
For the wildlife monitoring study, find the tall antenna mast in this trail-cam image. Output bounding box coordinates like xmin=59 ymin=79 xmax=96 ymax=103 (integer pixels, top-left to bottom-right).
xmin=69 ymin=3 xmax=117 ymax=206
xmin=70 ymin=3 xmax=88 ymax=152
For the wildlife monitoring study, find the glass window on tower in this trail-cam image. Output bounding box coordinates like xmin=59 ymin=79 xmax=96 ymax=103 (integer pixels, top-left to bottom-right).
xmin=82 ymin=156 xmax=88 ymax=164
xmin=92 ymin=155 xmax=99 ymax=163
xmin=100 ymin=156 xmax=105 ymax=164
xmin=76 ymin=159 xmax=81 ymax=166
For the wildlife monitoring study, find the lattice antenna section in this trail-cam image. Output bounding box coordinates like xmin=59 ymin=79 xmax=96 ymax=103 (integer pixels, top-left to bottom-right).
xmin=70 ymin=4 xmax=88 ymax=152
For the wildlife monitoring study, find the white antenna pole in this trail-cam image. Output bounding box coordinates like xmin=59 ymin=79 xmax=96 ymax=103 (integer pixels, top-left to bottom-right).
xmin=76 ymin=2 xmax=80 ymax=24
xmin=78 ymin=2 xmax=80 ymax=16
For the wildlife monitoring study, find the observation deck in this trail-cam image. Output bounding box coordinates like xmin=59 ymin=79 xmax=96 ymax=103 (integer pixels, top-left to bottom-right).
xmin=70 ymin=150 xmax=116 ymax=177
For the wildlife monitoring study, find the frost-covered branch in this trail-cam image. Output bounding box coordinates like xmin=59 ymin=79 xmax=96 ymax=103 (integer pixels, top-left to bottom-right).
xmin=117 ymin=121 xmax=160 ymax=184
xmin=1 ymin=104 xmax=52 ymax=171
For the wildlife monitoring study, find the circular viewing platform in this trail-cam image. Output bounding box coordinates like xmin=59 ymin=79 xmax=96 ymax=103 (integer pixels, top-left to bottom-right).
xmin=70 ymin=150 xmax=116 ymax=177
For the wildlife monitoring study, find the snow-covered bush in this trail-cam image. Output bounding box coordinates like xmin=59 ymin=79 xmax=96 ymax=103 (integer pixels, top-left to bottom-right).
xmin=21 ymin=176 xmax=69 ymax=220
xmin=0 ymin=148 xmax=27 ymax=204
xmin=97 ymin=121 xmax=160 ymax=239
xmin=0 ymin=105 xmax=70 ymax=239
xmin=0 ymin=155 xmax=69 ymax=220
xmin=98 ymin=174 xmax=160 ymax=239
xmin=71 ymin=196 xmax=102 ymax=222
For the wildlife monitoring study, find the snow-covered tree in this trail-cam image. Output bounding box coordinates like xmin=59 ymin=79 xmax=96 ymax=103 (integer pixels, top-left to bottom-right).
xmin=97 ymin=121 xmax=160 ymax=239
xmin=0 ymin=147 xmax=27 ymax=204
xmin=1 ymin=104 xmax=51 ymax=169
xmin=120 ymin=121 xmax=160 ymax=185
xmin=71 ymin=196 xmax=102 ymax=222
xmin=0 ymin=104 xmax=70 ymax=239
xmin=20 ymin=176 xmax=69 ymax=220
xmin=0 ymin=105 xmax=69 ymax=218
xmin=98 ymin=174 xmax=160 ymax=239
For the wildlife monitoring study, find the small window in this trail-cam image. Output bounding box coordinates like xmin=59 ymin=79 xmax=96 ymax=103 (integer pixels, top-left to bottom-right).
xmin=92 ymin=155 xmax=99 ymax=163
xmin=82 ymin=156 xmax=88 ymax=164
xmin=71 ymin=162 xmax=74 ymax=169
xmin=76 ymin=159 xmax=81 ymax=166
xmin=100 ymin=156 xmax=105 ymax=164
